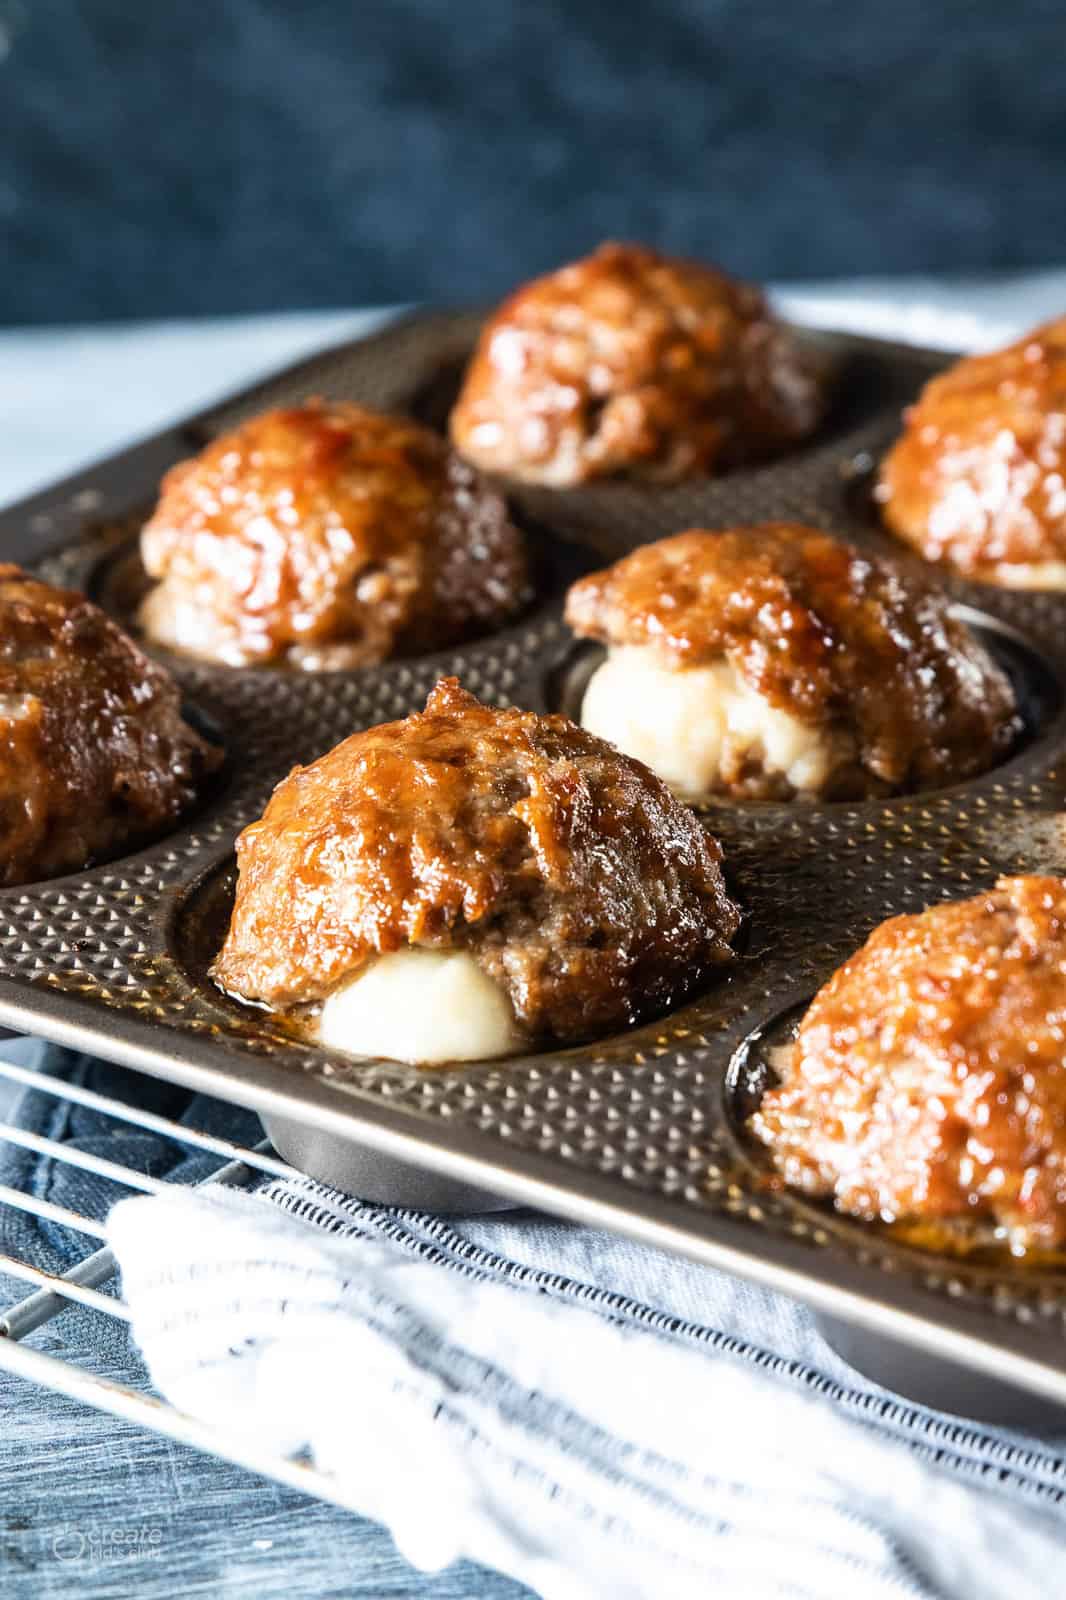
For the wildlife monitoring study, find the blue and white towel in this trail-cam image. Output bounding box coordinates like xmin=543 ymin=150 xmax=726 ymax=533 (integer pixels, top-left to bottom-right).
xmin=109 ymin=1174 xmax=1066 ymax=1600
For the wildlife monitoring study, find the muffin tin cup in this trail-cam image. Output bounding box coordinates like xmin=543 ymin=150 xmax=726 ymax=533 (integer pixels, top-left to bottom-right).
xmin=812 ymin=1313 xmax=1065 ymax=1430
xmin=259 ymin=1112 xmax=512 ymax=1213
xmin=6 ymin=311 xmax=1066 ymax=1419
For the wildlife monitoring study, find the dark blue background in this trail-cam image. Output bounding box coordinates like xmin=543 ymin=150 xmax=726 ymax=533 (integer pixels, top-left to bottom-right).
xmin=2 ymin=0 xmax=1065 ymax=325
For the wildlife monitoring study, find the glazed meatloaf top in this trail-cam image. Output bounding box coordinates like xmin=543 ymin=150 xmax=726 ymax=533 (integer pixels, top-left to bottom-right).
xmin=0 ymin=564 xmax=222 ymax=885
xmin=140 ymin=400 xmax=530 ymax=668
xmin=449 ymin=242 xmax=824 ymax=485
xmin=565 ymin=524 xmax=1020 ymax=792
xmin=213 ymin=677 xmax=739 ymax=1043
xmin=752 ymin=876 xmax=1066 ymax=1252
xmin=877 ymin=316 xmax=1066 ymax=577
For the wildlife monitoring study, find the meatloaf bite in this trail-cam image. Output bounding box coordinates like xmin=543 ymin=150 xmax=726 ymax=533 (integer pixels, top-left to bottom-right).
xmin=213 ymin=677 xmax=739 ymax=1063
xmin=752 ymin=877 xmax=1066 ymax=1255
xmin=564 ymin=524 xmax=1020 ymax=802
xmin=449 ymin=242 xmax=824 ymax=486
xmin=878 ymin=317 xmax=1066 ymax=587
xmin=0 ymin=565 xmax=221 ymax=885
xmin=139 ymin=400 xmax=530 ymax=668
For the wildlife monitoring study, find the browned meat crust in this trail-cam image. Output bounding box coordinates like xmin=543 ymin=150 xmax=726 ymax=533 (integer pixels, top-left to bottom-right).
xmin=752 ymin=877 xmax=1066 ymax=1252
xmin=213 ymin=677 xmax=739 ymax=1044
xmin=877 ymin=318 xmax=1066 ymax=580
xmin=140 ymin=400 xmax=530 ymax=668
xmin=449 ymin=242 xmax=824 ymax=486
xmin=0 ymin=565 xmax=222 ymax=885
xmin=564 ymin=524 xmax=1020 ymax=798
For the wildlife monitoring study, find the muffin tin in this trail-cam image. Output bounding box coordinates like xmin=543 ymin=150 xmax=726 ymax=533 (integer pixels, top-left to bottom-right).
xmin=4 ymin=310 xmax=1066 ymax=1420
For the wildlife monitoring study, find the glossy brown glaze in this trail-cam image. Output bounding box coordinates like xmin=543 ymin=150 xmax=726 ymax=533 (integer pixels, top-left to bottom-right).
xmin=140 ymin=400 xmax=530 ymax=668
xmin=565 ymin=524 xmax=1020 ymax=798
xmin=0 ymin=565 xmax=222 ymax=885
xmin=449 ymin=242 xmax=824 ymax=486
xmin=213 ymin=677 xmax=739 ymax=1045
xmin=752 ymin=877 xmax=1066 ymax=1253
xmin=878 ymin=318 xmax=1066 ymax=583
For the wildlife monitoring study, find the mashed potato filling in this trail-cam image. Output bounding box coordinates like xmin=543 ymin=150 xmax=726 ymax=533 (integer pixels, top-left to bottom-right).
xmin=579 ymin=646 xmax=841 ymax=800
xmin=987 ymin=561 xmax=1066 ymax=591
xmin=139 ymin=584 xmax=247 ymax=666
xmin=318 ymin=947 xmax=522 ymax=1064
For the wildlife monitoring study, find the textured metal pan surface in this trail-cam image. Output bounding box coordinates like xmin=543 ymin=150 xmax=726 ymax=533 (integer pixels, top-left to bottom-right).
xmin=4 ymin=311 xmax=1066 ymax=1407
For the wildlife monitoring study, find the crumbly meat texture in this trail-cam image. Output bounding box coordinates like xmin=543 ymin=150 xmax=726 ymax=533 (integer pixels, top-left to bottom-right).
xmin=752 ymin=877 xmax=1066 ymax=1252
xmin=877 ymin=317 xmax=1066 ymax=581
xmin=564 ymin=524 xmax=1020 ymax=798
xmin=213 ymin=677 xmax=739 ymax=1044
xmin=449 ymin=242 xmax=825 ymax=486
xmin=0 ymin=565 xmax=222 ymax=885
xmin=140 ymin=400 xmax=530 ymax=668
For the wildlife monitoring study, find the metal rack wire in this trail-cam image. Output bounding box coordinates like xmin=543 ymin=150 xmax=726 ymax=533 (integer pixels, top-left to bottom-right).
xmin=0 ymin=1048 xmax=366 ymax=1516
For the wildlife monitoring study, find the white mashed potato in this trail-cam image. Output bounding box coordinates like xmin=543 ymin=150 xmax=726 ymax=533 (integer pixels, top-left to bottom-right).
xmin=139 ymin=585 xmax=247 ymax=666
xmin=987 ymin=561 xmax=1066 ymax=591
xmin=318 ymin=947 xmax=522 ymax=1065
xmin=579 ymin=646 xmax=844 ymax=800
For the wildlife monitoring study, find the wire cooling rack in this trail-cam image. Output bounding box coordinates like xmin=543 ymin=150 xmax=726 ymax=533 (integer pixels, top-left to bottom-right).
xmin=0 ymin=1048 xmax=371 ymax=1516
